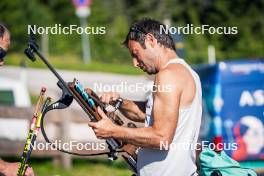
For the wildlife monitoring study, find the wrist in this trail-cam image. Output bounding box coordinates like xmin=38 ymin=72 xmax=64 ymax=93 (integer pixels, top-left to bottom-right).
xmin=111 ymin=124 xmax=122 ymax=138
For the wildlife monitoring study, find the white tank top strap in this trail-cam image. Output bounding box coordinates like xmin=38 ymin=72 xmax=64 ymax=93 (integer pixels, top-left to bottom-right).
xmin=162 ymin=58 xmax=186 ymax=69
xmin=163 ymin=58 xmax=201 ymax=99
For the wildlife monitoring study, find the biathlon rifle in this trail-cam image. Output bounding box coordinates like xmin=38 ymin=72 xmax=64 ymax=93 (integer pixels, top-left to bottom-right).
xmin=24 ymin=30 xmax=138 ymax=174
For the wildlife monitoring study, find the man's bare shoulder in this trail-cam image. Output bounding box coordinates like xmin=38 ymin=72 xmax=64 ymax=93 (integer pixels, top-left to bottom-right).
xmin=156 ymin=63 xmax=189 ymax=88
xmin=157 ymin=62 xmax=197 ymax=108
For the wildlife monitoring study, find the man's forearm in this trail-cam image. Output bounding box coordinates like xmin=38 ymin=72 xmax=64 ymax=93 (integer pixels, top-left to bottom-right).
xmin=119 ymin=99 xmax=146 ymax=122
xmin=112 ymin=125 xmax=166 ymax=149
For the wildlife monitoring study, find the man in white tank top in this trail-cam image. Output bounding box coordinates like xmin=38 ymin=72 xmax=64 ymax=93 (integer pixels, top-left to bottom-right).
xmin=88 ymin=18 xmax=202 ymax=176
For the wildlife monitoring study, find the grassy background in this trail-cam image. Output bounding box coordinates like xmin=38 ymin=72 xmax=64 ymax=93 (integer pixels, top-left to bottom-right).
xmin=5 ymin=53 xmax=143 ymax=75
xmin=32 ymin=159 xmax=132 ymax=176
xmin=3 ymin=158 xmax=132 ymax=176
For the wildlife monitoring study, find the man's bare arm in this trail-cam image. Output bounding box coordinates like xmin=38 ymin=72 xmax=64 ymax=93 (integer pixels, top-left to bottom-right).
xmin=119 ymin=99 xmax=146 ymax=122
xmin=94 ymin=69 xmax=183 ymax=148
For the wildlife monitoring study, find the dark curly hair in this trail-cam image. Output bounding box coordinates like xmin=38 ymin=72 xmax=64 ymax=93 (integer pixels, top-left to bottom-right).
xmin=123 ymin=18 xmax=176 ymax=52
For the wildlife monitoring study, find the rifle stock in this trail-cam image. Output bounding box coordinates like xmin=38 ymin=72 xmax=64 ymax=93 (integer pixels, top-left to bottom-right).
xmin=68 ymin=79 xmax=138 ymax=173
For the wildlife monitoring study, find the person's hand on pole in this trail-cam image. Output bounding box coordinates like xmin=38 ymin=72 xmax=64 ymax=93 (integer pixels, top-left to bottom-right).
xmin=0 ymin=160 xmax=34 ymax=176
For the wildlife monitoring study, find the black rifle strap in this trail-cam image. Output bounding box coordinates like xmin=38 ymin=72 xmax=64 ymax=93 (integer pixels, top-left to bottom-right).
xmin=40 ymin=87 xmax=124 ymax=156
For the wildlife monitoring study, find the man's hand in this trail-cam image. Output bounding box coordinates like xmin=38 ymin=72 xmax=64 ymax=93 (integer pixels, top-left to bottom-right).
xmin=99 ymin=92 xmax=120 ymax=104
xmin=0 ymin=160 xmax=34 ymax=176
xmin=99 ymin=92 xmax=146 ymax=122
xmin=87 ymin=107 xmax=117 ymax=139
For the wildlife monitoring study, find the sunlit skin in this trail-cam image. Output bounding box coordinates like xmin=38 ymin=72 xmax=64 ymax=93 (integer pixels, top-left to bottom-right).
xmin=0 ymin=31 xmax=10 ymax=66
xmin=0 ymin=160 xmax=34 ymax=176
xmin=88 ymin=33 xmax=196 ymax=149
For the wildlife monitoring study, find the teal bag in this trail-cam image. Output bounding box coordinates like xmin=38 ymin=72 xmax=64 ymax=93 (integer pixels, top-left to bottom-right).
xmin=199 ymin=148 xmax=257 ymax=176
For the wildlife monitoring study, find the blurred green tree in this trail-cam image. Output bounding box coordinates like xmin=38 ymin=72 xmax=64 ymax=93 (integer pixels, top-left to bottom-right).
xmin=0 ymin=0 xmax=263 ymax=65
